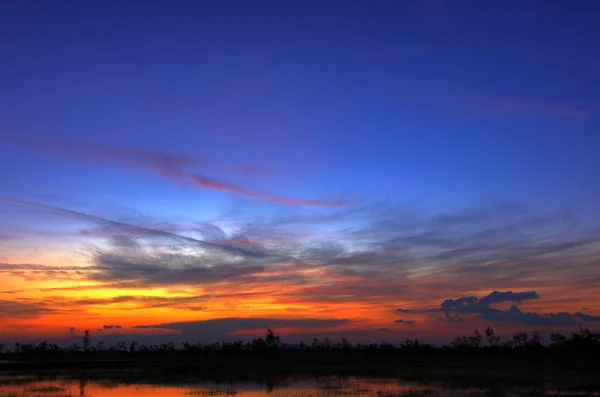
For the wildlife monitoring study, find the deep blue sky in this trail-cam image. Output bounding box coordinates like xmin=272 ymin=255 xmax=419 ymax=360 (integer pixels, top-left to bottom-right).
xmin=1 ymin=1 xmax=600 ymax=342
xmin=2 ymin=0 xmax=599 ymax=216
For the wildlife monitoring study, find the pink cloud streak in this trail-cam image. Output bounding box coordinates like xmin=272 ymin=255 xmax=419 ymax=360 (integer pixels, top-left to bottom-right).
xmin=191 ymin=175 xmax=352 ymax=207
xmin=2 ymin=137 xmax=351 ymax=207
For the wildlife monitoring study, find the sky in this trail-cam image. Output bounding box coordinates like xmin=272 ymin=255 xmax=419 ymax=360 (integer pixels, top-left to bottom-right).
xmin=1 ymin=0 xmax=600 ymax=346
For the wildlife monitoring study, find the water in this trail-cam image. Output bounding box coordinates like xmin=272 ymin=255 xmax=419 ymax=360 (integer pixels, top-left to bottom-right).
xmin=1 ymin=373 xmax=599 ymax=397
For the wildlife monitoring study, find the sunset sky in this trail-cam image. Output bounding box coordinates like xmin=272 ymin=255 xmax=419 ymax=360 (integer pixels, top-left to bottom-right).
xmin=1 ymin=1 xmax=600 ymax=346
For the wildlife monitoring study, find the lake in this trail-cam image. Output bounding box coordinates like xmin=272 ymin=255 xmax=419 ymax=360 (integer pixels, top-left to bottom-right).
xmin=2 ymin=371 xmax=600 ymax=397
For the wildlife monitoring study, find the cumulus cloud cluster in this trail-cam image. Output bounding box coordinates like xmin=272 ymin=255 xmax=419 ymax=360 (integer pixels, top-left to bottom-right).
xmin=396 ymin=290 xmax=600 ymax=326
xmin=440 ymin=291 xmax=540 ymax=322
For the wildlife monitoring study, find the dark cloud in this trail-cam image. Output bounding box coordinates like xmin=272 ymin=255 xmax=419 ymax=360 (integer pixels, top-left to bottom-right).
xmin=0 ymin=299 xmax=56 ymax=318
xmin=479 ymin=291 xmax=540 ymax=306
xmin=132 ymin=325 xmax=162 ymax=329
xmin=67 ymin=295 xmax=211 ymax=309
xmin=440 ymin=317 xmax=466 ymax=323
xmin=403 ymin=290 xmax=600 ymax=326
xmin=90 ymin=250 xmax=277 ymax=286
xmin=394 ymin=319 xmax=414 ymax=324
xmin=479 ymin=305 xmax=600 ymax=326
xmin=576 ymin=312 xmax=600 ymax=322
xmin=40 ymin=282 xmax=149 ymax=292
xmin=131 ymin=317 xmax=350 ymax=341
xmin=0 ymin=263 xmax=98 ymax=285
xmin=0 ymin=263 xmax=93 ymax=272
xmin=102 ymin=325 xmax=122 ymax=330
xmin=18 ymin=294 xmax=213 ymax=313
xmin=0 ymin=293 xmax=211 ymax=316
xmin=395 ymin=308 xmax=414 ymax=314
xmin=439 ymin=291 xmax=540 ymax=322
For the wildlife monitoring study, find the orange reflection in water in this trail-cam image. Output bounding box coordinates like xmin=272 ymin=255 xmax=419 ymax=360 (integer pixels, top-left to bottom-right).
xmin=2 ymin=374 xmax=600 ymax=397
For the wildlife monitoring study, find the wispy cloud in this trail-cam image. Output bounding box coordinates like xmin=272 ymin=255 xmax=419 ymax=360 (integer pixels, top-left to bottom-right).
xmin=189 ymin=174 xmax=352 ymax=207
xmin=2 ymin=198 xmax=600 ymax=335
xmin=0 ymin=299 xmax=57 ymax=318
xmin=62 ymin=294 xmax=211 ymax=311
xmin=1 ymin=135 xmax=203 ymax=182
xmin=1 ymin=137 xmax=351 ymax=207
xmin=0 ymin=197 xmax=271 ymax=257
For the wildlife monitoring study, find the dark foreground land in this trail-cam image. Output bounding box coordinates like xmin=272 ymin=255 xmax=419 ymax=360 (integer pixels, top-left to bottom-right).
xmin=1 ymin=327 xmax=599 ymax=380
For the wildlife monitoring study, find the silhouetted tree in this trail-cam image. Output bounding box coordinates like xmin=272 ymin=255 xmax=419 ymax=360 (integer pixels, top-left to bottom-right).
xmin=485 ymin=326 xmax=500 ymax=346
xmin=312 ymin=337 xmax=319 ymax=349
xmin=468 ymin=329 xmax=483 ymax=348
xmin=340 ymin=337 xmax=351 ymax=349
xmin=401 ymin=338 xmax=425 ymax=350
xmin=37 ymin=341 xmax=49 ymax=353
xmin=67 ymin=343 xmax=80 ymax=352
xmin=550 ymin=332 xmax=566 ymax=347
xmin=512 ymin=331 xmax=528 ymax=349
xmin=451 ymin=335 xmax=469 ymax=349
xmin=265 ymin=328 xmax=281 ymax=348
xmin=95 ymin=341 xmax=105 ymax=352
xmin=529 ymin=330 xmax=542 ymax=349
xmin=130 ymin=341 xmax=138 ymax=353
xmin=82 ymin=330 xmax=91 ymax=353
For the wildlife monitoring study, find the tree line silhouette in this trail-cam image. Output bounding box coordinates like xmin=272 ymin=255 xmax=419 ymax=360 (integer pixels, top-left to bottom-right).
xmin=1 ymin=326 xmax=599 ymax=370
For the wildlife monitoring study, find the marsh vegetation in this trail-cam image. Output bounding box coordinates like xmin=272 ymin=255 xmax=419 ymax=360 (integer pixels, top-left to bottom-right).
xmin=1 ymin=327 xmax=599 ymax=374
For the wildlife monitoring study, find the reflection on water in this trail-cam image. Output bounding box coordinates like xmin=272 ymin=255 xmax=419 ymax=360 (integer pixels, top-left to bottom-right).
xmin=1 ymin=373 xmax=600 ymax=397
